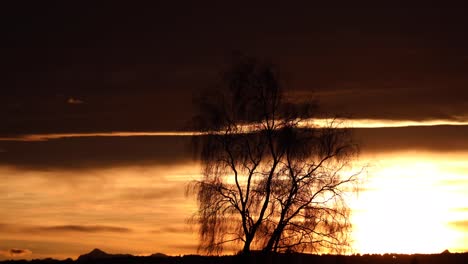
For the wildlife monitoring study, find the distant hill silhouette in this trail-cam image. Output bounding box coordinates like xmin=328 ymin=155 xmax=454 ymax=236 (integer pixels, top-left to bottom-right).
xmin=1 ymin=251 xmax=467 ymax=264
xmin=77 ymin=249 xmax=131 ymax=262
xmin=150 ymin=253 xmax=168 ymax=258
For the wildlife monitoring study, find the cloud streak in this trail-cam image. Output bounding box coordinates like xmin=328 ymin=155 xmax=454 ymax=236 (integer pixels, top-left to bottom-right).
xmin=26 ymin=225 xmax=132 ymax=233
xmin=0 ymin=131 xmax=200 ymax=142
xmin=122 ymin=186 xmax=183 ymax=201
xmin=151 ymin=225 xmax=189 ymax=234
xmin=333 ymin=118 xmax=468 ymax=128
xmin=1 ymin=118 xmax=468 ymax=142
xmin=67 ymin=97 xmax=84 ymax=105
xmin=0 ymin=248 xmax=32 ymax=258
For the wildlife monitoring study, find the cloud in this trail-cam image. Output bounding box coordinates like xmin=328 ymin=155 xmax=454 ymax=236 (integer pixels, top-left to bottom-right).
xmin=122 ymin=186 xmax=183 ymax=201
xmin=342 ymin=118 xmax=468 ymax=128
xmin=0 ymin=248 xmax=32 ymax=258
xmin=0 ymin=136 xmax=192 ymax=170
xmin=26 ymin=225 xmax=132 ymax=233
xmin=292 ymin=85 xmax=468 ymax=123
xmin=67 ymin=97 xmax=84 ymax=104
xmin=2 ymin=118 xmax=468 ymax=142
xmin=0 ymin=125 xmax=467 ymax=170
xmin=151 ymin=225 xmax=189 ymax=234
xmin=354 ymin=125 xmax=468 ymax=153
xmin=0 ymin=131 xmax=199 ymax=142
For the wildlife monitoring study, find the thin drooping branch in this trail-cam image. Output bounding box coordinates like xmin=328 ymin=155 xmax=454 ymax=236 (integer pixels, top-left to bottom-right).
xmin=190 ymin=57 xmax=360 ymax=255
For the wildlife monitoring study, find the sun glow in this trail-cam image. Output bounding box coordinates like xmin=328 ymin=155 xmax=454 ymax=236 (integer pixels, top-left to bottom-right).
xmin=351 ymin=153 xmax=468 ymax=254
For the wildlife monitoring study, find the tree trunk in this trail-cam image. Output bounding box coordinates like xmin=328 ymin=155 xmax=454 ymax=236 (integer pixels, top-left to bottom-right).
xmin=263 ymin=224 xmax=284 ymax=252
xmin=242 ymin=234 xmax=253 ymax=254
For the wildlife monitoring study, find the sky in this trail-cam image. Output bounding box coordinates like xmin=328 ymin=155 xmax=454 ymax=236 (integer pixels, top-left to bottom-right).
xmin=1 ymin=3 xmax=468 ymax=260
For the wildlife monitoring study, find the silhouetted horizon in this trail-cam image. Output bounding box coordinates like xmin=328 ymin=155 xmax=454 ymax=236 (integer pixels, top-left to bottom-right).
xmin=2 ymin=248 xmax=468 ymax=264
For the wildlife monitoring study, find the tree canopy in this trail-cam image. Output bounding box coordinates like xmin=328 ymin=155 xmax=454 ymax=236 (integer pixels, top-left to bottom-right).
xmin=190 ymin=57 xmax=360 ymax=255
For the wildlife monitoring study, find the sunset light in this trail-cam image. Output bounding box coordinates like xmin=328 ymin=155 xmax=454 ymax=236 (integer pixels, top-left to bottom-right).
xmin=1 ymin=150 xmax=467 ymax=259
xmin=351 ymin=153 xmax=468 ymax=254
xmin=2 ymin=3 xmax=468 ymax=263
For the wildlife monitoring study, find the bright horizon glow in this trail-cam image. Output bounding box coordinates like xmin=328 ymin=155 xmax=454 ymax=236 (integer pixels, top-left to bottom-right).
xmin=350 ymin=153 xmax=468 ymax=254
xmin=1 ymin=118 xmax=468 ymax=142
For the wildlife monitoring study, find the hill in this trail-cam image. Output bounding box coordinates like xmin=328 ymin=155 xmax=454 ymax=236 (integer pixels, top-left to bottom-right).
xmin=76 ymin=249 xmax=131 ymax=262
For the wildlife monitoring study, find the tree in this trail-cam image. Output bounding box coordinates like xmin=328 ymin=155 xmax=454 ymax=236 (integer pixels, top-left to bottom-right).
xmin=189 ymin=57 xmax=360 ymax=255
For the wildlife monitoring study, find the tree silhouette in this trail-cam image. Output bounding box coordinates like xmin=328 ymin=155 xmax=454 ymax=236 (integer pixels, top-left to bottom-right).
xmin=190 ymin=57 xmax=360 ymax=255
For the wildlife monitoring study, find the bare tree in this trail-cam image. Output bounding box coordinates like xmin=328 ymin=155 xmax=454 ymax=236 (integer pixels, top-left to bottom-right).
xmin=189 ymin=57 xmax=359 ymax=255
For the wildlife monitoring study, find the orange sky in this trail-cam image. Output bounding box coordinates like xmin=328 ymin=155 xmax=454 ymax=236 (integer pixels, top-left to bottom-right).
xmin=1 ymin=134 xmax=467 ymax=259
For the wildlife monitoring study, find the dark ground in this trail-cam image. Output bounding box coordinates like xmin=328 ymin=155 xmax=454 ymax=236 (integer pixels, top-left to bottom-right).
xmin=1 ymin=252 xmax=468 ymax=264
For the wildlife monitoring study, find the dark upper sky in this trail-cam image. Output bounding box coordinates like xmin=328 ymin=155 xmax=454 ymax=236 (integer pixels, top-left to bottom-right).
xmin=3 ymin=3 xmax=468 ymax=134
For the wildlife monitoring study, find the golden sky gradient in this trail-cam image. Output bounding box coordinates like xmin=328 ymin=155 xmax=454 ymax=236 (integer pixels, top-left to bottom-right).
xmin=1 ymin=144 xmax=467 ymax=259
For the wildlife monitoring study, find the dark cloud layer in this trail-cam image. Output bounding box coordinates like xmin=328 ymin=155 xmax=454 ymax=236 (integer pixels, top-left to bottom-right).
xmin=0 ymin=248 xmax=32 ymax=257
xmin=151 ymin=226 xmax=189 ymax=234
xmin=122 ymin=186 xmax=184 ymax=201
xmin=26 ymin=225 xmax=132 ymax=234
xmin=0 ymin=136 xmax=192 ymax=170
xmin=2 ymin=4 xmax=468 ymax=135
xmin=0 ymin=126 xmax=467 ymax=170
xmin=354 ymin=126 xmax=468 ymax=153
xmin=0 ymin=223 xmax=132 ymax=234
xmin=298 ymin=88 xmax=468 ymax=121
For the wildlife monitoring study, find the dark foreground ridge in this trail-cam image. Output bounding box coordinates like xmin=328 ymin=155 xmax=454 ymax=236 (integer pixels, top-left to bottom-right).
xmin=1 ymin=248 xmax=468 ymax=264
